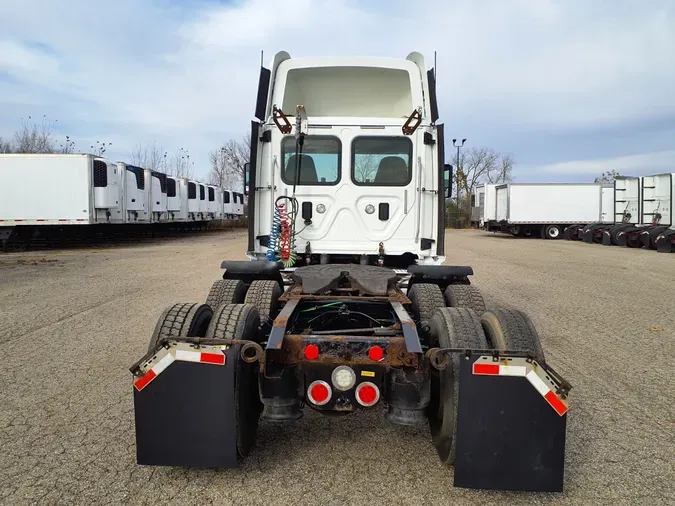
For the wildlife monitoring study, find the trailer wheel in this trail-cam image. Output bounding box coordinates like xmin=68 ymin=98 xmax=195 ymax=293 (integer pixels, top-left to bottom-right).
xmin=428 ymin=307 xmax=488 ymax=465
xmin=544 ymin=225 xmax=562 ymax=239
xmin=480 ymin=309 xmax=545 ymax=364
xmin=147 ymin=302 xmax=214 ymax=353
xmin=443 ymin=284 xmax=486 ymax=314
xmin=244 ymin=280 xmax=283 ymax=324
xmin=206 ymin=303 xmax=263 ymax=458
xmin=205 ymin=279 xmax=248 ymax=309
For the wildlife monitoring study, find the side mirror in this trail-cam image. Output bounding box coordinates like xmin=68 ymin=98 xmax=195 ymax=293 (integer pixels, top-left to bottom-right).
xmin=244 ymin=162 xmax=251 ymax=196
xmin=443 ymin=164 xmax=453 ymax=199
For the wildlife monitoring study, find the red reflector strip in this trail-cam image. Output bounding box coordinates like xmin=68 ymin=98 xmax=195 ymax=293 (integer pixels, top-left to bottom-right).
xmin=545 ymin=390 xmax=568 ymax=416
xmin=175 ymin=349 xmax=225 ymax=365
xmin=200 ymin=352 xmax=226 ymax=365
xmin=133 ymin=352 xmax=175 ymax=391
xmin=134 ymin=369 xmax=156 ymax=391
xmin=473 ymin=363 xmax=500 ymax=375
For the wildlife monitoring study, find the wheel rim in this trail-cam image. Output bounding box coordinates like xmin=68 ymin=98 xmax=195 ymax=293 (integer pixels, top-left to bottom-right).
xmin=548 ymin=227 xmax=560 ymax=238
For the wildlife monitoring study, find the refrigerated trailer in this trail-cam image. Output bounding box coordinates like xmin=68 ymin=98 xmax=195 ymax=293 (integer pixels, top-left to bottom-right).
xmin=608 ymin=173 xmax=675 ymax=249
xmin=489 ymin=183 xmax=609 ymax=239
xmin=0 ymin=153 xmax=241 ymax=248
xmin=580 ymin=176 xmax=641 ymax=244
xmin=0 ymin=153 xmax=125 ymax=226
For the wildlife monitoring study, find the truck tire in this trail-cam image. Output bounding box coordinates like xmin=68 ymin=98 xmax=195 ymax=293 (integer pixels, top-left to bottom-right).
xmin=480 ymin=308 xmax=545 ymax=364
xmin=205 ymin=279 xmax=247 ymax=309
xmin=205 ymin=303 xmax=263 ymax=458
xmin=244 ymin=280 xmax=283 ymax=323
xmin=544 ymin=225 xmax=562 ymax=240
xmin=443 ymin=284 xmax=486 ymax=315
xmin=147 ymin=302 xmax=214 ymax=353
xmin=408 ymin=283 xmax=446 ymax=323
xmin=428 ymin=307 xmax=488 ymax=465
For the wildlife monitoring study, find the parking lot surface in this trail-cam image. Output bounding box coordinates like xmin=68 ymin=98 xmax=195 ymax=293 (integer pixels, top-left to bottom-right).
xmin=1 ymin=229 xmax=673 ymax=505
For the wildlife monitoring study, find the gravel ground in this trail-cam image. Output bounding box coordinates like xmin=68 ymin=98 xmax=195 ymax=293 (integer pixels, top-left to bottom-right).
xmin=1 ymin=229 xmax=673 ymax=506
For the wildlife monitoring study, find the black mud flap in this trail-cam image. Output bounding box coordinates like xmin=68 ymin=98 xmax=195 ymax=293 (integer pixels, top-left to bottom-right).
xmin=453 ymin=353 xmax=568 ymax=492
xmin=132 ymin=344 xmax=238 ymax=468
xmin=656 ymin=232 xmax=675 ymax=253
xmin=582 ymin=229 xmax=594 ymax=243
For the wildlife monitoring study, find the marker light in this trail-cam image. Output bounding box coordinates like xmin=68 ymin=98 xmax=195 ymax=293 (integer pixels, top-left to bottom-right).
xmin=304 ymin=344 xmax=319 ymax=360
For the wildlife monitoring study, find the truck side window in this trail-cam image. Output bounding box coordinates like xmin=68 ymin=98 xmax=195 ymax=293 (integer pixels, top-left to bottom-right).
xmin=351 ymin=136 xmax=412 ymax=186
xmin=281 ymin=135 xmax=341 ymax=185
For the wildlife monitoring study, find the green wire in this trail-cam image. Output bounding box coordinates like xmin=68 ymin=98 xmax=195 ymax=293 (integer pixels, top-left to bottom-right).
xmin=300 ymin=301 xmax=344 ymax=312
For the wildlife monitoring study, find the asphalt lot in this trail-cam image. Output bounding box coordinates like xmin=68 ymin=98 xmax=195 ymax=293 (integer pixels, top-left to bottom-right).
xmin=1 ymin=229 xmax=673 ymax=505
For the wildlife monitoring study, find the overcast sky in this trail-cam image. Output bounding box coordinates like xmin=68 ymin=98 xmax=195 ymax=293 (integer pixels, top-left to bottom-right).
xmin=1 ymin=0 xmax=674 ymax=183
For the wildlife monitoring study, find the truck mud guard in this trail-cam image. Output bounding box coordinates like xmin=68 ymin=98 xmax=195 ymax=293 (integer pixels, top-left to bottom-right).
xmin=453 ymin=352 xmax=569 ymax=492
xmin=220 ymin=260 xmax=284 ymax=288
xmin=656 ymin=229 xmax=675 ymax=253
xmin=131 ymin=341 xmax=239 ymax=468
xmin=407 ymin=265 xmax=473 ymax=290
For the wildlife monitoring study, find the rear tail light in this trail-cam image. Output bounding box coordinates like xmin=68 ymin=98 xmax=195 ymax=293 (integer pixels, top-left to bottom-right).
xmin=355 ymin=382 xmax=380 ymax=407
xmin=307 ymin=380 xmax=331 ymax=405
xmin=304 ymin=344 xmax=320 ymax=360
xmin=368 ymin=346 xmax=384 ymax=361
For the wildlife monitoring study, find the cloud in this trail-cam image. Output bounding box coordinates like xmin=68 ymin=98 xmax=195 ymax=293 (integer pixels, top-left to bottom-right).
xmin=0 ymin=0 xmax=674 ymax=181
xmin=538 ymin=150 xmax=675 ymax=176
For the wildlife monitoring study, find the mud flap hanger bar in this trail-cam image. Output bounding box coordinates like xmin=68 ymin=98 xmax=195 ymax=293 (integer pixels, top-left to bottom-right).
xmin=426 ymin=347 xmax=572 ymax=392
xmin=129 ymin=337 xmax=264 ymax=377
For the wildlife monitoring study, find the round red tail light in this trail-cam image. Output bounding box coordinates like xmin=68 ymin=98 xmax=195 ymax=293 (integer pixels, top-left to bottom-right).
xmin=304 ymin=344 xmax=319 ymax=360
xmin=368 ymin=346 xmax=384 ymax=361
xmin=355 ymin=381 xmax=380 ymax=407
xmin=307 ymin=380 xmax=331 ymax=405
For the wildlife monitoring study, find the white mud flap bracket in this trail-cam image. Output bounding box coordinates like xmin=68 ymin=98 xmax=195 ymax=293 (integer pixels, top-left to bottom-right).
xmin=453 ymin=353 xmax=570 ymax=492
xmin=130 ymin=341 xmax=238 ymax=468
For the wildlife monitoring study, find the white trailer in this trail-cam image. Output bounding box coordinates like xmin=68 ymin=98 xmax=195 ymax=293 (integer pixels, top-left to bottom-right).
xmin=0 ymin=153 xmax=124 ymax=227
xmin=206 ymin=185 xmax=221 ymax=219
xmin=640 ymin=173 xmax=674 ymax=226
xmin=232 ymin=192 xmax=245 ymax=217
xmin=222 ymin=190 xmax=233 ymax=218
xmin=471 ymin=183 xmax=498 ymax=229
xmin=491 ymin=183 xmax=608 ymax=239
xmin=117 ymin=162 xmax=150 ymax=223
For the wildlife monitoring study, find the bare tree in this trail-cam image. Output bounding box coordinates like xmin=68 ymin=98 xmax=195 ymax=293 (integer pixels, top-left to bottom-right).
xmin=13 ymin=115 xmax=56 ymax=153
xmin=594 ymin=170 xmax=621 ymax=183
xmin=0 ymin=137 xmax=13 ymax=153
xmin=487 ymin=152 xmax=515 ymax=183
xmin=89 ymin=140 xmax=112 ymax=157
xmin=59 ymin=135 xmax=76 ymax=154
xmin=129 ymin=141 xmax=165 ymax=171
xmin=354 ymin=154 xmax=378 ymax=182
xmin=167 ymin=147 xmax=195 ymax=179
xmin=208 ymin=133 xmax=250 ymax=191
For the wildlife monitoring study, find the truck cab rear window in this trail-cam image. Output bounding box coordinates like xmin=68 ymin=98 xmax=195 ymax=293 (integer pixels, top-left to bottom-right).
xmin=351 ymin=137 xmax=412 ymax=186
xmin=199 ymin=185 xmax=205 ymax=200
xmin=281 ymin=135 xmax=340 ymax=185
xmin=208 ymin=187 xmax=215 ymax=202
xmin=188 ymin=182 xmax=196 ymax=199
xmin=223 ymin=191 xmax=230 ymax=204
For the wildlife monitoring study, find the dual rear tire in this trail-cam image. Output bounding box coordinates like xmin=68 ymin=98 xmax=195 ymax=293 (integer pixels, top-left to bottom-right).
xmin=427 ymin=306 xmax=544 ymax=466
xmin=147 ymin=299 xmax=264 ymax=459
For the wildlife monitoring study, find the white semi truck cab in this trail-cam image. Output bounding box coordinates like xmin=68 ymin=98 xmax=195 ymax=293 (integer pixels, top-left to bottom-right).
xmin=245 ymin=51 xmax=452 ymax=268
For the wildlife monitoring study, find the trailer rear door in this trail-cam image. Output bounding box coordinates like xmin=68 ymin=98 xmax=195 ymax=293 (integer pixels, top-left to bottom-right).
xmin=496 ymin=185 xmax=508 ymax=221
xmin=614 ymin=177 xmax=640 ymax=224
xmin=641 ymin=173 xmax=673 ymax=226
